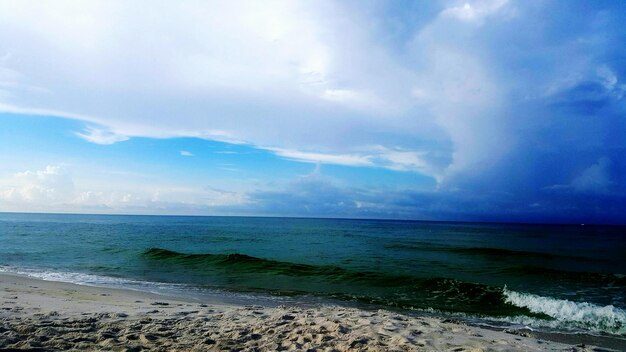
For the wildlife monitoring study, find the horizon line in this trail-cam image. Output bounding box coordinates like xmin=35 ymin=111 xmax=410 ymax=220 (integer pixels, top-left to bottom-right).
xmin=1 ymin=211 xmax=624 ymax=227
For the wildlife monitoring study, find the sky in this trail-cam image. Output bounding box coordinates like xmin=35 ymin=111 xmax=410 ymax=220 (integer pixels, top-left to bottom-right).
xmin=0 ymin=0 xmax=625 ymax=224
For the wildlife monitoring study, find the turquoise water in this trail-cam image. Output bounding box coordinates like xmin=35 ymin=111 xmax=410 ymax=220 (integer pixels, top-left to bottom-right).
xmin=1 ymin=213 xmax=625 ymax=337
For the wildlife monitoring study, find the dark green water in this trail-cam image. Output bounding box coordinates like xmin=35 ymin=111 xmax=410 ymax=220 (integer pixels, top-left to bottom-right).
xmin=1 ymin=213 xmax=625 ymax=336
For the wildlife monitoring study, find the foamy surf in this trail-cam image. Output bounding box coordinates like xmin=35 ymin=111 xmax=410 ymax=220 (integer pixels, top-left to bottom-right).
xmin=0 ymin=265 xmax=149 ymax=287
xmin=0 ymin=265 xmax=297 ymax=307
xmin=503 ymin=287 xmax=626 ymax=335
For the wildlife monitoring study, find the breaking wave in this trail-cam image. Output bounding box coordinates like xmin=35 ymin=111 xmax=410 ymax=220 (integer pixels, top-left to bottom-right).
xmin=503 ymin=287 xmax=626 ymax=335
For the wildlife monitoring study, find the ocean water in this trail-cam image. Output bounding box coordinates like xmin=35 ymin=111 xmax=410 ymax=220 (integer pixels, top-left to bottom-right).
xmin=1 ymin=213 xmax=625 ymax=339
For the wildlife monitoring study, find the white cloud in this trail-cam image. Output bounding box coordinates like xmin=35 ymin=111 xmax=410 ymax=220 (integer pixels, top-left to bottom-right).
xmin=571 ymin=157 xmax=613 ymax=194
xmin=596 ymin=66 xmax=625 ymax=99
xmin=544 ymin=64 xmax=626 ymax=101
xmin=0 ymin=103 xmax=96 ymax=121
xmin=0 ymin=165 xmax=249 ymax=213
xmin=266 ymin=147 xmax=374 ymax=168
xmin=75 ymin=126 xmax=129 ymax=145
xmin=369 ymin=147 xmax=439 ymax=177
xmin=264 ymin=146 xmax=442 ymax=176
xmin=0 ymin=0 xmax=434 ymax=177
xmin=180 ymin=150 xmax=194 ymax=157
xmin=440 ymin=0 xmax=510 ymax=24
xmin=2 ymin=0 xmax=619 ymax=207
xmin=544 ymin=158 xmax=613 ymax=195
xmin=0 ymin=165 xmax=74 ymax=204
xmin=409 ymin=15 xmax=510 ymax=182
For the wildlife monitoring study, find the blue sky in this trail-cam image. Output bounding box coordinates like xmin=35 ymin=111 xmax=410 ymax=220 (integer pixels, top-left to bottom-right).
xmin=0 ymin=0 xmax=625 ymax=224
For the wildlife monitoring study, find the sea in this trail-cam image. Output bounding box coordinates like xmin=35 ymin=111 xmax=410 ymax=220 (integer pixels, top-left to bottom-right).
xmin=1 ymin=213 xmax=625 ymax=346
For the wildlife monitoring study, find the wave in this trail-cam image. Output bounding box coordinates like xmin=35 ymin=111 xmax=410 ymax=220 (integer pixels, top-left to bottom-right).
xmin=143 ymin=248 xmax=489 ymax=288
xmin=454 ymin=247 xmax=559 ymax=258
xmin=503 ymin=288 xmax=626 ymax=335
xmin=437 ymin=247 xmax=624 ymax=285
xmin=143 ymin=248 xmax=350 ymax=278
xmin=502 ymin=266 xmax=626 ymax=287
xmin=141 ymin=248 xmax=539 ymax=317
xmin=142 ymin=249 xmax=626 ymax=335
xmin=451 ymin=247 xmax=608 ymax=263
xmin=145 ymin=248 xmax=626 ymax=286
xmin=383 ymin=242 xmax=451 ymax=251
xmin=0 ymin=265 xmax=299 ymax=311
xmin=0 ymin=265 xmax=153 ymax=288
xmin=385 ymin=244 xmax=613 ymax=265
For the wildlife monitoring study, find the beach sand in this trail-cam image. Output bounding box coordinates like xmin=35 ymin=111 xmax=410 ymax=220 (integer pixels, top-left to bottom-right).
xmin=0 ymin=273 xmax=605 ymax=351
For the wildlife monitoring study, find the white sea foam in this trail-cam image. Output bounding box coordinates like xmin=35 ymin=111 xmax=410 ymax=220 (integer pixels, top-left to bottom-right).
xmin=0 ymin=265 xmax=159 ymax=290
xmin=503 ymin=287 xmax=626 ymax=334
xmin=0 ymin=265 xmax=291 ymax=306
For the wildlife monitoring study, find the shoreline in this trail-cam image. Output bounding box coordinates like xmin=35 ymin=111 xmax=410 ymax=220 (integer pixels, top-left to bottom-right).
xmin=0 ymin=272 xmax=614 ymax=351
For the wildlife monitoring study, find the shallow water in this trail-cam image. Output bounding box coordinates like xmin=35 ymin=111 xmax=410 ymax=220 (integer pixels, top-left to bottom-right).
xmin=1 ymin=212 xmax=625 ymax=337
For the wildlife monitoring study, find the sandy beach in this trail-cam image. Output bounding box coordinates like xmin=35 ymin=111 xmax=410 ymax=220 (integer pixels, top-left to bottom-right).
xmin=0 ymin=273 xmax=608 ymax=352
